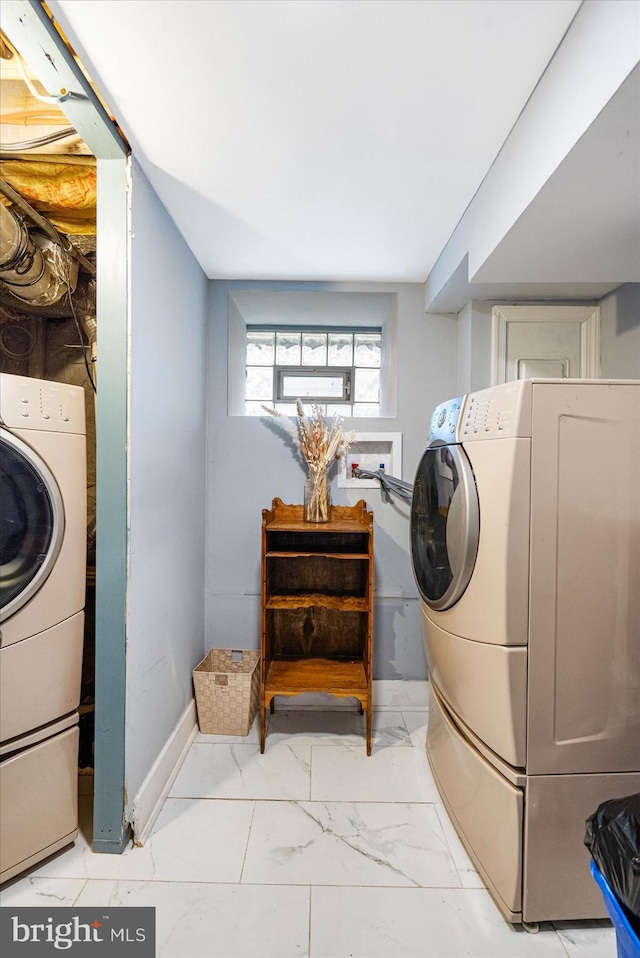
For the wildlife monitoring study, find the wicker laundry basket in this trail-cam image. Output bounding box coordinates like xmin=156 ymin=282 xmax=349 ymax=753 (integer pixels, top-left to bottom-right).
xmin=193 ymin=649 xmax=260 ymax=736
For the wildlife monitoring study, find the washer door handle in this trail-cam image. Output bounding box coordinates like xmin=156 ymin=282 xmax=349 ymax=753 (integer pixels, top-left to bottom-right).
xmin=445 ymin=453 xmax=480 ymax=603
xmin=446 ymin=484 xmax=466 ymax=578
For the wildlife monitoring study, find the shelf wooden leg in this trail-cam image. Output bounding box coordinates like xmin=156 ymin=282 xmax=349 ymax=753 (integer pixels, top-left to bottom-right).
xmin=260 ymin=704 xmax=266 ymax=753
xmin=270 ymin=698 xmax=275 ymax=714
xmin=366 ymin=707 xmax=372 ymax=756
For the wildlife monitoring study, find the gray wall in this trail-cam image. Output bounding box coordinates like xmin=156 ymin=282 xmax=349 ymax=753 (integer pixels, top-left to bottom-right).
xmin=125 ymin=159 xmax=208 ymax=809
xmin=456 ymin=301 xmax=493 ymax=395
xmin=600 ymin=284 xmax=640 ymax=379
xmin=206 ymin=281 xmax=458 ymax=680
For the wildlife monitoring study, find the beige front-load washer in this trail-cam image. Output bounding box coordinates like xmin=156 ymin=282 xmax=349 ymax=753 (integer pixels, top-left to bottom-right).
xmin=411 ymin=379 xmax=640 ymax=925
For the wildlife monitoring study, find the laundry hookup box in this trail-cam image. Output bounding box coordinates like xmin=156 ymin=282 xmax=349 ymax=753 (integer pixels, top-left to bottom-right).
xmin=193 ymin=649 xmax=260 ymax=736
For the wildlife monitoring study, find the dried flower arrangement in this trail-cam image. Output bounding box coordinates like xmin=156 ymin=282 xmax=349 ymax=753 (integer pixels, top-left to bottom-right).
xmin=262 ymin=399 xmax=355 ymax=521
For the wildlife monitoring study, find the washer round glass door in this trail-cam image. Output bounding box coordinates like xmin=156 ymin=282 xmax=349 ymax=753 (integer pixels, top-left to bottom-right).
xmin=0 ymin=428 xmax=65 ymax=622
xmin=410 ymin=442 xmax=479 ymax=611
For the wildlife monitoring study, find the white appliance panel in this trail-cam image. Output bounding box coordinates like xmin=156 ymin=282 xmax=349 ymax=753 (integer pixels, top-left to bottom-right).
xmin=524 ymin=771 xmax=640 ymax=921
xmin=527 ymin=381 xmax=640 ymax=774
xmin=427 ymin=682 xmax=524 ymax=919
xmin=0 ymin=723 xmax=79 ymax=884
xmin=422 ymin=610 xmax=527 ymax=767
xmin=0 ymin=612 xmax=84 ymax=742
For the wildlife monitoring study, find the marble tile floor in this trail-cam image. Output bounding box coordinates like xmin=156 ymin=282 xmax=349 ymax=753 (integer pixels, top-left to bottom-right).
xmin=0 ymin=705 xmax=617 ymax=958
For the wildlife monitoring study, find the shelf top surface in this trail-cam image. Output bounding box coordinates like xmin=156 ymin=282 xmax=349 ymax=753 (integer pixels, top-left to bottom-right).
xmin=264 ymin=498 xmax=373 ymax=533
xmin=265 ymin=657 xmax=368 ymax=693
xmin=266 ymin=550 xmax=370 ymax=558
xmin=266 ymin=518 xmax=371 ymax=533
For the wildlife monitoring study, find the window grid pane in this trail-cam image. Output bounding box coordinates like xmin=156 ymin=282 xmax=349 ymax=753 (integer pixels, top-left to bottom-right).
xmin=352 ymin=402 xmax=380 ymax=417
xmin=274 ymin=402 xmax=298 ymax=415
xmin=354 ymin=333 xmax=381 ymax=368
xmin=326 ymin=403 xmax=352 ymax=417
xmin=301 ymin=332 xmax=327 ymax=366
xmin=246 ymin=401 xmax=267 ymax=416
xmin=328 ymin=333 xmax=353 ymax=366
xmin=247 ymin=331 xmax=275 ymax=365
xmin=276 ymin=332 xmax=301 ymax=366
xmin=246 ymin=366 xmax=273 ymax=400
xmin=354 ymin=367 xmax=380 ymax=403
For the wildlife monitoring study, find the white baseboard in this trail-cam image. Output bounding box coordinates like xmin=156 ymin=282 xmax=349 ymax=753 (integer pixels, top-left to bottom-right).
xmin=129 ymin=699 xmax=198 ymax=846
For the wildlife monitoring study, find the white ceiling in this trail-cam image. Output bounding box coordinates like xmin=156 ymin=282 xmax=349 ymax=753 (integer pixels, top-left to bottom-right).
xmin=47 ymin=0 xmax=585 ymax=284
xmin=426 ymin=58 xmax=640 ymax=312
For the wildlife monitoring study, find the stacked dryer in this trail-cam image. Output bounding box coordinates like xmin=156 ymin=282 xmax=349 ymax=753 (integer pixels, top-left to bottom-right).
xmin=0 ymin=373 xmax=86 ymax=883
xmin=410 ymin=379 xmax=640 ymax=926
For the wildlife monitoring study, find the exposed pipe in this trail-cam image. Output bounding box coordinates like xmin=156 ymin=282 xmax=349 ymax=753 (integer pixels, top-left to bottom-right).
xmin=80 ymin=312 xmax=97 ymax=388
xmin=0 ymin=179 xmax=96 ymax=277
xmin=0 ymin=202 xmax=78 ymax=307
xmin=0 ymin=128 xmax=78 ymax=152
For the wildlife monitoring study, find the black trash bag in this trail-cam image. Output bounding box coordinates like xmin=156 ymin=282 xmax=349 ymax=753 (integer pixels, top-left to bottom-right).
xmin=585 ymin=792 xmax=640 ymax=923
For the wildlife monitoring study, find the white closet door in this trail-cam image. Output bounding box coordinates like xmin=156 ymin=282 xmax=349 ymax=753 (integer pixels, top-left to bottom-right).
xmin=491 ymin=305 xmax=600 ymax=384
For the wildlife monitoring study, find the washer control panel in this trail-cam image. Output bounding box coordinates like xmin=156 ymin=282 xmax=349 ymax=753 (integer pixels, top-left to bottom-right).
xmin=427 ymin=395 xmax=464 ymax=444
xmin=462 ymin=394 xmax=514 ymax=438
xmin=0 ymin=374 xmax=85 ymax=434
xmin=460 ymin=380 xmax=531 ymax=440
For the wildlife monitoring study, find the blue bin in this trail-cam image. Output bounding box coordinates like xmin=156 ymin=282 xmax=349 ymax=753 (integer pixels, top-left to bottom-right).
xmin=590 ymin=859 xmax=640 ymax=958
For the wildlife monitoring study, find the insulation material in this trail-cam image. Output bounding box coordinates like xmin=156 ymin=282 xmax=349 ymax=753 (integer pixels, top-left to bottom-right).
xmin=0 ymin=158 xmax=96 ymax=233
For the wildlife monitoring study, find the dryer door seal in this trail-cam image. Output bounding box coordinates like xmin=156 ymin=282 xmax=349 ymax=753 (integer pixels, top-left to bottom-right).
xmin=410 ymin=442 xmax=479 ymax=610
xmin=0 ymin=428 xmax=65 ymax=622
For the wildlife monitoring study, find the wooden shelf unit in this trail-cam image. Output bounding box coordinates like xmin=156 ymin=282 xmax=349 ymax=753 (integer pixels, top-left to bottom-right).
xmin=260 ymin=498 xmax=374 ymax=754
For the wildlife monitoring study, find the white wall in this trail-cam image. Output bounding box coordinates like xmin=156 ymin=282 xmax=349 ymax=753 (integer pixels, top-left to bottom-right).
xmin=125 ymin=159 xmax=208 ymax=811
xmin=206 ymin=281 xmax=457 ymax=680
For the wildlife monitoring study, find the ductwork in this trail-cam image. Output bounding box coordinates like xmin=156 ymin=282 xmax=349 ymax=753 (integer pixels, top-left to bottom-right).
xmin=0 ymin=201 xmax=78 ymax=307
